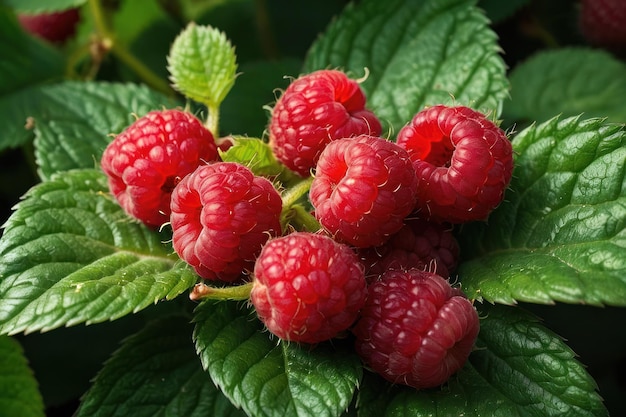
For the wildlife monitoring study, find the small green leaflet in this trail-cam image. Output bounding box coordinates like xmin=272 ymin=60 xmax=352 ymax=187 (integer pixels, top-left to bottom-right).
xmin=504 ymin=48 xmax=626 ymax=126
xmin=357 ymin=304 xmax=607 ymax=417
xmin=458 ymin=115 xmax=626 ymax=306
xmin=303 ymin=0 xmax=508 ymax=137
xmin=193 ymin=301 xmax=362 ymax=417
xmin=0 ymin=169 xmax=196 ymax=335
xmin=0 ymin=336 xmax=44 ymax=417
xmin=167 ymin=23 xmax=238 ymax=112
xmin=75 ymin=316 xmax=245 ymax=417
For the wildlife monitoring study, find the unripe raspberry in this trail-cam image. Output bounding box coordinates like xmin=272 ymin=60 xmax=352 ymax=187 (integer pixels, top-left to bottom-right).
xmin=357 ymin=218 xmax=460 ymax=281
xmin=251 ymin=232 xmax=367 ymax=344
xmin=101 ymin=109 xmax=219 ymax=228
xmin=309 ymin=135 xmax=418 ymax=248
xmin=396 ymin=105 xmax=513 ymax=224
xmin=269 ymin=69 xmax=382 ymax=177
xmin=353 ymin=269 xmax=479 ymax=389
xmin=170 ymin=162 xmax=282 ymax=282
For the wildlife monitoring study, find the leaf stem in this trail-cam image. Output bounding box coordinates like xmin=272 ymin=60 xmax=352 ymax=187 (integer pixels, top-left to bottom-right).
xmin=86 ymin=0 xmax=174 ymax=96
xmin=189 ymin=282 xmax=253 ymax=302
xmin=205 ymin=103 xmax=220 ymax=137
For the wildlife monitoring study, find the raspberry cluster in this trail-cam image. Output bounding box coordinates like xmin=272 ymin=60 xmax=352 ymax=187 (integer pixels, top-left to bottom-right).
xmin=101 ymin=69 xmax=513 ymax=391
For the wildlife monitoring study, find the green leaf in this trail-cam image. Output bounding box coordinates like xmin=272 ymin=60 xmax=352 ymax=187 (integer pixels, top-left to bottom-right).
xmin=0 ymin=10 xmax=64 ymax=96
xmin=504 ymin=48 xmax=626 ymax=126
xmin=457 ymin=116 xmax=626 ymax=306
xmin=303 ymin=0 xmax=508 ymax=136
xmin=0 ymin=336 xmax=44 ymax=417
xmin=220 ymin=136 xmax=293 ymax=180
xmin=29 ymin=81 xmax=178 ymax=180
xmin=193 ymin=301 xmax=362 ymax=417
xmin=167 ymin=23 xmax=238 ymax=110
xmin=2 ymin=0 xmax=85 ymax=13
xmin=357 ymin=304 xmax=608 ymax=417
xmin=0 ymin=169 xmax=196 ymax=335
xmin=75 ymin=316 xmax=245 ymax=417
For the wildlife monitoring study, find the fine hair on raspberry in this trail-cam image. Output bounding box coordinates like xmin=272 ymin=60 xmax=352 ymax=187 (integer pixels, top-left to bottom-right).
xmin=353 ymin=269 xmax=480 ymax=389
xmin=269 ymin=69 xmax=382 ymax=177
xmin=101 ymin=109 xmax=219 ymax=228
xmin=396 ymin=105 xmax=513 ymax=224
xmin=309 ymin=134 xmax=418 ymax=248
xmin=170 ymin=161 xmax=282 ymax=282
xmin=250 ymin=231 xmax=368 ymax=344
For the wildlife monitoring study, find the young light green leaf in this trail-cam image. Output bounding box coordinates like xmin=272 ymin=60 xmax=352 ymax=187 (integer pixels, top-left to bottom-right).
xmin=75 ymin=316 xmax=245 ymax=417
xmin=457 ymin=116 xmax=626 ymax=306
xmin=0 ymin=336 xmax=45 ymax=417
xmin=193 ymin=301 xmax=362 ymax=417
xmin=357 ymin=304 xmax=608 ymax=417
xmin=167 ymin=23 xmax=238 ymax=111
xmin=504 ymin=48 xmax=626 ymax=126
xmin=0 ymin=169 xmax=196 ymax=335
xmin=29 ymin=81 xmax=179 ymax=180
xmin=303 ymin=0 xmax=508 ymax=136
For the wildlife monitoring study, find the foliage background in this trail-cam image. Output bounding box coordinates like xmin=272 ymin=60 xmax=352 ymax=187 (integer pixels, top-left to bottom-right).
xmin=0 ymin=0 xmax=625 ymax=416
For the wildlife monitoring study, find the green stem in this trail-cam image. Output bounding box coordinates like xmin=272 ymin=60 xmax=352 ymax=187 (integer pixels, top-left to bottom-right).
xmin=205 ymin=103 xmax=220 ymax=137
xmin=281 ymin=176 xmax=314 ymax=209
xmin=87 ymin=0 xmax=174 ymax=96
xmin=288 ymin=204 xmax=321 ymax=232
xmin=189 ymin=282 xmax=253 ymax=302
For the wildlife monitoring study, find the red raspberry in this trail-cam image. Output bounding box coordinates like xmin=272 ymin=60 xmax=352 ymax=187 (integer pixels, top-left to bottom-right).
xmin=353 ymin=269 xmax=479 ymax=389
xmin=170 ymin=162 xmax=282 ymax=282
xmin=309 ymin=135 xmax=418 ymax=248
xmin=579 ymin=0 xmax=626 ymax=54
xmin=18 ymin=8 xmax=80 ymax=44
xmin=250 ymin=232 xmax=367 ymax=344
xmin=269 ymin=69 xmax=382 ymax=177
xmin=357 ymin=218 xmax=460 ymax=281
xmin=101 ymin=109 xmax=219 ymax=228
xmin=396 ymin=105 xmax=513 ymax=224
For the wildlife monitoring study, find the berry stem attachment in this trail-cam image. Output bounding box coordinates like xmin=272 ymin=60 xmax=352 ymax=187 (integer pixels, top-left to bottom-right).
xmin=190 ymin=282 xmax=253 ymax=302
xmin=281 ymin=176 xmax=314 ymax=208
xmin=279 ymin=176 xmax=319 ymax=231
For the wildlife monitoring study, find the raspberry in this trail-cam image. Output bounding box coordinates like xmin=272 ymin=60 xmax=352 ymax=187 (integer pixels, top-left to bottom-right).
xmin=18 ymin=8 xmax=80 ymax=44
xmin=309 ymin=135 xmax=418 ymax=248
xmin=357 ymin=218 xmax=460 ymax=281
xmin=396 ymin=105 xmax=513 ymax=224
xmin=269 ymin=69 xmax=382 ymax=177
xmin=579 ymin=0 xmax=626 ymax=54
xmin=170 ymin=162 xmax=282 ymax=282
xmin=353 ymin=269 xmax=479 ymax=389
xmin=101 ymin=109 xmax=219 ymax=228
xmin=250 ymin=232 xmax=367 ymax=344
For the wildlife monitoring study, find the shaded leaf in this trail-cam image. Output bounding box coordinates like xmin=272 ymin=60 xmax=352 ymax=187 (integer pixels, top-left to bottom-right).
xmin=75 ymin=316 xmax=245 ymax=417
xmin=0 ymin=336 xmax=44 ymax=417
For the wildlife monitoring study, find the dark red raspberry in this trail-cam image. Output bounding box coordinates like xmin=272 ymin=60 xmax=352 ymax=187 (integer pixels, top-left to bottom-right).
xmin=309 ymin=135 xmax=418 ymax=248
xmin=101 ymin=109 xmax=219 ymax=228
xmin=579 ymin=0 xmax=626 ymax=54
xmin=18 ymin=8 xmax=80 ymax=44
xmin=269 ymin=69 xmax=382 ymax=177
xmin=357 ymin=218 xmax=460 ymax=281
xmin=170 ymin=162 xmax=282 ymax=282
xmin=353 ymin=269 xmax=479 ymax=389
xmin=250 ymin=232 xmax=367 ymax=344
xmin=396 ymin=105 xmax=513 ymax=224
